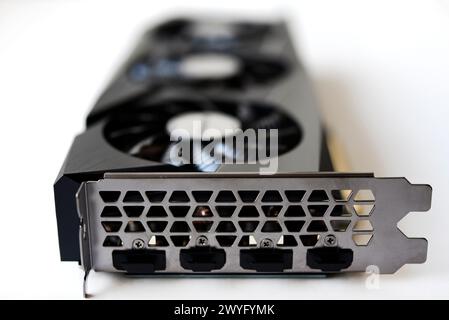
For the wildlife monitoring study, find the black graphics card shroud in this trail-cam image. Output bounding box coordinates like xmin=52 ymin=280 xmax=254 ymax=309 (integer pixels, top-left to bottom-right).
xmin=54 ymin=18 xmax=431 ymax=284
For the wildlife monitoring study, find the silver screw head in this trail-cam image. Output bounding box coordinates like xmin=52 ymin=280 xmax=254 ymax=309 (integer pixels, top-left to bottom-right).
xmin=196 ymin=236 xmax=209 ymax=246
xmin=132 ymin=238 xmax=145 ymax=249
xmin=324 ymin=234 xmax=337 ymax=247
xmin=260 ymin=238 xmax=274 ymax=248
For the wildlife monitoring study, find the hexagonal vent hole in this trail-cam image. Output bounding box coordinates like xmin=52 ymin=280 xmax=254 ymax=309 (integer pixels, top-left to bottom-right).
xmin=284 ymin=220 xmax=305 ymax=232
xmin=216 ymin=206 xmax=236 ymax=217
xmin=101 ymin=221 xmax=122 ymax=233
xmin=352 ymin=234 xmax=373 ymax=246
xmin=238 ymin=235 xmax=257 ymax=247
xmin=354 ymin=189 xmax=375 ymax=202
xmin=123 ymin=191 xmax=144 ymax=203
xmin=238 ymin=190 xmax=259 ymax=202
xmin=307 ymin=220 xmax=328 ymax=232
xmin=147 ymin=206 xmax=168 ymax=217
xmin=170 ymin=221 xmax=191 ymax=233
xmin=300 ymin=234 xmax=320 ymax=247
xmin=308 ymin=190 xmax=329 ymax=202
xmin=192 ymin=191 xmax=213 ymax=202
xmin=148 ymin=235 xmax=169 ymax=247
xmin=261 ymin=221 xmax=282 ymax=233
xmin=308 ymin=205 xmax=328 ymax=217
xmin=331 ymin=190 xmax=352 ymax=201
xmin=123 ymin=206 xmax=144 ymax=217
xmin=147 ymin=221 xmax=168 ymax=232
xmin=354 ymin=204 xmax=374 ymax=217
xmin=284 ymin=190 xmax=306 ymax=202
xmin=215 ymin=191 xmax=236 ymax=202
xmin=145 ymin=191 xmax=167 ymax=203
xmin=238 ymin=206 xmax=259 ymax=217
xmin=171 ymin=236 xmax=191 ymax=247
xmin=262 ymin=205 xmax=282 ymax=217
xmin=124 ymin=221 xmax=145 ymax=233
xmin=330 ymin=205 xmax=352 ymax=217
xmin=277 ymin=235 xmax=298 ymax=247
xmin=193 ymin=221 xmax=214 ymax=232
xmin=99 ymin=191 xmax=121 ymax=203
xmin=169 ymin=206 xmax=190 ymax=217
xmin=101 ymin=206 xmax=122 ymax=217
xmin=238 ymin=221 xmax=259 ymax=232
xmin=262 ymin=190 xmax=283 ymax=202
xmin=284 ymin=205 xmax=306 ymax=217
xmin=216 ymin=221 xmax=237 ymax=233
xmin=103 ymin=236 xmax=123 ymax=247
xmin=353 ymin=220 xmax=374 ymax=232
xmin=169 ymin=191 xmax=190 ymax=203
xmin=330 ymin=220 xmax=351 ymax=232
xmin=192 ymin=206 xmax=213 ymax=217
xmin=216 ymin=235 xmax=237 ymax=247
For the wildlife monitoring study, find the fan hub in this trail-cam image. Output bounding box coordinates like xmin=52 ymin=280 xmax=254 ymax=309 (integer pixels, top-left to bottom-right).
xmin=166 ymin=111 xmax=241 ymax=140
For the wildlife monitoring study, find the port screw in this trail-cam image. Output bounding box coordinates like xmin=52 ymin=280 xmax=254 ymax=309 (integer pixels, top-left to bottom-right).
xmin=324 ymin=235 xmax=337 ymax=247
xmin=196 ymin=236 xmax=209 ymax=246
xmin=260 ymin=238 xmax=274 ymax=248
xmin=132 ymin=238 xmax=145 ymax=249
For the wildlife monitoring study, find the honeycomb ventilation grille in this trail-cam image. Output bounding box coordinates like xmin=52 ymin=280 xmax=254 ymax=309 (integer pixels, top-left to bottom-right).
xmin=98 ymin=189 xmax=376 ymax=249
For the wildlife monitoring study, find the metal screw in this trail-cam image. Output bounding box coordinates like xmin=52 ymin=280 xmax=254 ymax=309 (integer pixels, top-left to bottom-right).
xmin=196 ymin=236 xmax=209 ymax=246
xmin=260 ymin=238 xmax=274 ymax=248
xmin=324 ymin=235 xmax=337 ymax=247
xmin=132 ymin=238 xmax=145 ymax=249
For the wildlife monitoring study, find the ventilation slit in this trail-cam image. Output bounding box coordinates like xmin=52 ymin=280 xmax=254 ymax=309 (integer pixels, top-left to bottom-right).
xmin=170 ymin=221 xmax=191 ymax=233
xmin=192 ymin=191 xmax=213 ymax=202
xmin=193 ymin=221 xmax=214 ymax=232
xmin=123 ymin=206 xmax=144 ymax=217
xmin=308 ymin=205 xmax=328 ymax=217
xmin=331 ymin=190 xmax=352 ymax=202
xmin=101 ymin=221 xmax=122 ymax=233
xmin=147 ymin=206 xmax=168 ymax=217
xmin=101 ymin=206 xmax=122 ymax=217
xmin=238 ymin=235 xmax=257 ymax=247
xmin=262 ymin=205 xmax=282 ymax=217
xmin=261 ymin=221 xmax=282 ymax=233
xmin=307 ymin=220 xmax=328 ymax=232
xmin=123 ymin=191 xmax=144 ymax=202
xmin=99 ymin=191 xmax=121 ymax=203
xmin=262 ymin=190 xmax=282 ymax=202
xmin=277 ymin=235 xmax=298 ymax=247
xmin=125 ymin=221 xmax=145 ymax=233
xmin=284 ymin=220 xmax=305 ymax=232
xmin=308 ymin=190 xmax=329 ymax=202
xmin=216 ymin=191 xmax=237 ymax=202
xmin=330 ymin=220 xmax=351 ymax=232
xmin=284 ymin=190 xmax=305 ymax=202
xmin=145 ymin=191 xmax=167 ymax=202
xmin=300 ymin=234 xmax=320 ymax=247
xmin=238 ymin=206 xmax=259 ymax=217
xmin=238 ymin=221 xmax=259 ymax=232
xmin=171 ymin=236 xmax=191 ymax=247
xmin=216 ymin=206 xmax=236 ymax=217
xmin=103 ymin=236 xmax=123 ymax=247
xmin=216 ymin=221 xmax=237 ymax=233
xmin=169 ymin=206 xmax=190 ymax=217
xmin=148 ymin=235 xmax=169 ymax=247
xmin=284 ymin=205 xmax=306 ymax=217
xmin=238 ymin=191 xmax=259 ymax=202
xmin=147 ymin=221 xmax=168 ymax=232
xmin=169 ymin=191 xmax=190 ymax=203
xmin=192 ymin=206 xmax=213 ymax=217
xmin=216 ymin=236 xmax=237 ymax=247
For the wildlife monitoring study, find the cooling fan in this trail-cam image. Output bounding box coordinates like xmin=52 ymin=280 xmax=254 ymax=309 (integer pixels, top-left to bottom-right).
xmin=104 ymin=97 xmax=302 ymax=172
xmin=152 ymin=18 xmax=273 ymax=50
xmin=127 ymin=52 xmax=288 ymax=88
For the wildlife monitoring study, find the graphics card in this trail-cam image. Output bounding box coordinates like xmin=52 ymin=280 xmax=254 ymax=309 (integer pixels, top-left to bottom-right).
xmin=53 ymin=17 xmax=432 ymax=296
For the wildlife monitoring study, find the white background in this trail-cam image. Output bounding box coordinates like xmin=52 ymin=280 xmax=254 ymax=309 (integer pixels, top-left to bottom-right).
xmin=0 ymin=0 xmax=448 ymax=299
